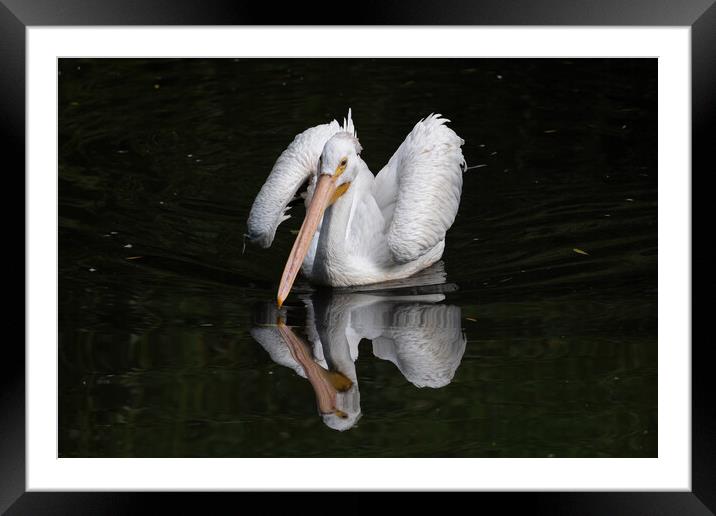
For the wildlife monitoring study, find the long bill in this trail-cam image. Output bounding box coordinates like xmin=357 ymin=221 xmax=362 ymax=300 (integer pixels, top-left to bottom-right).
xmin=277 ymin=174 xmax=337 ymax=308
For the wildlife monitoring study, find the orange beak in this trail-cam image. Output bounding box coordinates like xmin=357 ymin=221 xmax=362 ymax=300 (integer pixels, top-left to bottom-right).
xmin=277 ymin=174 xmax=337 ymax=307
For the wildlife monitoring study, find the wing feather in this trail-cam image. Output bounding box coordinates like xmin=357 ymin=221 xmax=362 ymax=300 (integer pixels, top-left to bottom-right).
xmin=373 ymin=114 xmax=466 ymax=263
xmin=246 ymin=110 xmax=356 ymax=248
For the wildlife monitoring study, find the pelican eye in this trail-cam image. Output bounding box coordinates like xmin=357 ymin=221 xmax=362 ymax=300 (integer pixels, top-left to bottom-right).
xmin=334 ymin=157 xmax=349 ymax=177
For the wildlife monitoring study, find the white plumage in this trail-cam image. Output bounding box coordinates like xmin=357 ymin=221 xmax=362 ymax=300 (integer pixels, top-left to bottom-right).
xmin=373 ymin=115 xmax=466 ymax=263
xmin=246 ymin=121 xmax=347 ymax=248
xmin=247 ymin=109 xmax=466 ymax=302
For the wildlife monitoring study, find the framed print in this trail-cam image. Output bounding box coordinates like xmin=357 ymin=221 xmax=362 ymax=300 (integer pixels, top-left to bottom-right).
xmin=3 ymin=0 xmax=712 ymax=513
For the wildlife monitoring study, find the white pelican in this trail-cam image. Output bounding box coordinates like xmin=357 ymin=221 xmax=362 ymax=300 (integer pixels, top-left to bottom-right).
xmin=251 ymin=277 xmax=466 ymax=431
xmin=247 ymin=109 xmax=466 ymax=307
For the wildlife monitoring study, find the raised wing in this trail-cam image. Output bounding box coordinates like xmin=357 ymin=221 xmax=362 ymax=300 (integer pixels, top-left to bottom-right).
xmin=372 ymin=114 xmax=466 ymax=263
xmin=246 ymin=112 xmax=356 ymax=248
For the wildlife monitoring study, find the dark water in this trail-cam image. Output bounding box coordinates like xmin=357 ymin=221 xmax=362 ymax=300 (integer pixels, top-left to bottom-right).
xmin=59 ymin=58 xmax=657 ymax=457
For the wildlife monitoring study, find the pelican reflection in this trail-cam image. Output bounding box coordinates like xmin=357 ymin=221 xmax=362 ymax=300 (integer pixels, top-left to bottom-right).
xmin=250 ymin=267 xmax=466 ymax=431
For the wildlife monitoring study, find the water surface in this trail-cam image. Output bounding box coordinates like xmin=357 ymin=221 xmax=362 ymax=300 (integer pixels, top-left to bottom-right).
xmin=59 ymin=58 xmax=657 ymax=457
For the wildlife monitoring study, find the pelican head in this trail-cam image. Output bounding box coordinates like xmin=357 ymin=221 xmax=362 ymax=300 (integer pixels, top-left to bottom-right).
xmin=277 ymin=131 xmax=362 ymax=308
xmin=318 ymin=132 xmax=363 ymax=184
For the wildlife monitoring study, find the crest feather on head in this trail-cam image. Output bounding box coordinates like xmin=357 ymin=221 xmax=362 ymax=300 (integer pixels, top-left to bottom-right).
xmin=338 ymin=108 xmax=361 ymax=153
xmin=341 ymin=108 xmax=357 ymax=138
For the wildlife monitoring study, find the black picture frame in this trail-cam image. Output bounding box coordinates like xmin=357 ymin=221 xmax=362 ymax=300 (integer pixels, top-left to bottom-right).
xmin=3 ymin=1 xmax=711 ymax=513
